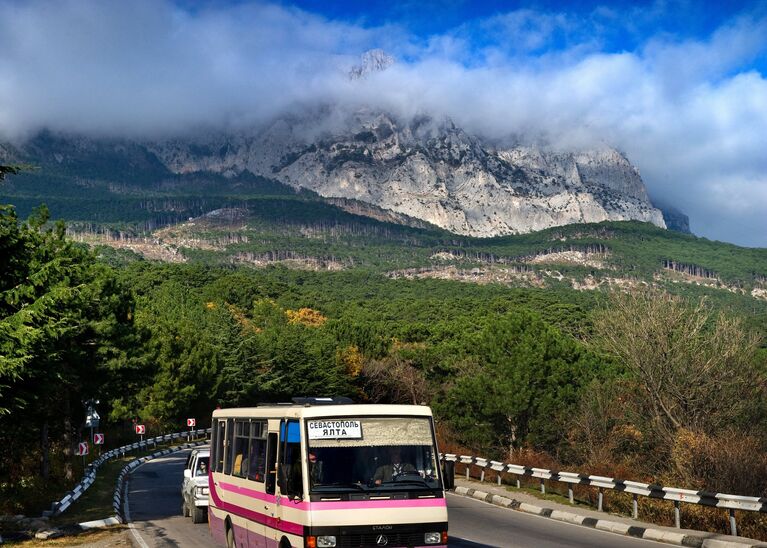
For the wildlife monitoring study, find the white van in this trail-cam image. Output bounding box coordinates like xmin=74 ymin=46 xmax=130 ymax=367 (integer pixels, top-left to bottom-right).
xmin=182 ymin=446 xmax=210 ymax=523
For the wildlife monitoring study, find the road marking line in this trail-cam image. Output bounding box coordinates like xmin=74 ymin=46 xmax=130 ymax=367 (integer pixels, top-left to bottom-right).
xmin=123 ymin=462 xmax=151 ymax=548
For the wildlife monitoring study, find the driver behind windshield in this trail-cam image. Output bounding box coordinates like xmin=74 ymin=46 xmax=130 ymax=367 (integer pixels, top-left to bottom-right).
xmin=373 ymin=446 xmax=416 ymax=485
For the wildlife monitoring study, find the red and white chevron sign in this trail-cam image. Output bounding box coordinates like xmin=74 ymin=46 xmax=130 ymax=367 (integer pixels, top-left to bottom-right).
xmin=77 ymin=442 xmax=89 ymax=456
xmin=135 ymin=424 xmax=146 ymax=435
xmin=93 ymin=433 xmax=104 ymax=445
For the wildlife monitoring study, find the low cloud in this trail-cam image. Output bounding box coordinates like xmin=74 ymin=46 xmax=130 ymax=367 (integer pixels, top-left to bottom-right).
xmin=0 ymin=0 xmax=765 ymax=246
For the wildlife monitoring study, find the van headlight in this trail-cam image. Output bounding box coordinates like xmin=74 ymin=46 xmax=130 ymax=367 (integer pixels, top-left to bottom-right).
xmin=424 ymin=532 xmax=441 ymax=544
xmin=316 ymin=536 xmax=336 ymax=547
xmin=195 ymin=486 xmax=209 ymax=497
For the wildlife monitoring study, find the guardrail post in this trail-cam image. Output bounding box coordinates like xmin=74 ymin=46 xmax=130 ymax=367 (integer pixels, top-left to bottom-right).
xmin=540 ymin=478 xmax=545 ymax=494
xmin=497 ymin=473 xmax=502 ymax=486
xmin=597 ymin=488 xmax=604 ymax=511
xmin=729 ymin=509 xmax=737 ymax=537
xmin=465 ymin=466 xmax=470 ymax=480
xmin=480 ymin=469 xmax=485 ymax=482
xmin=674 ymin=501 xmax=680 ymax=528
xmin=516 ymin=478 xmax=521 ymax=489
xmin=444 ymin=460 xmax=455 ymax=490
xmin=568 ymin=486 xmax=574 ymax=504
xmin=632 ymin=494 xmax=638 ymax=519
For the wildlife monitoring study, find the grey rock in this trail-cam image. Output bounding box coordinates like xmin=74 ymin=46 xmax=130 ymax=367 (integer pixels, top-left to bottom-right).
xmin=148 ymin=110 xmax=665 ymax=237
xmin=20 ymin=517 xmax=50 ymax=531
xmin=34 ymin=528 xmax=63 ymax=540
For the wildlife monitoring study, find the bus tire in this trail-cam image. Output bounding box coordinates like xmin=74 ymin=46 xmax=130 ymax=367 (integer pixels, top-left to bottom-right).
xmin=226 ymin=523 xmax=236 ymax=548
xmin=279 ymin=537 xmax=292 ymax=548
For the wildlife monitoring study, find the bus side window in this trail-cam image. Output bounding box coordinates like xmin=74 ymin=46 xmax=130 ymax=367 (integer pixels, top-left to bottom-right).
xmin=232 ymin=420 xmax=250 ymax=478
xmin=248 ymin=421 xmax=267 ymax=482
xmin=224 ymin=418 xmax=234 ymax=475
xmin=213 ymin=420 xmax=226 ymax=473
xmin=265 ymin=432 xmax=278 ymax=495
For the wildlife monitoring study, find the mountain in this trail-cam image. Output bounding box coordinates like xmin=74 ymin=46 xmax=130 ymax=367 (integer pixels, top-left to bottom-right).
xmin=144 ymin=110 xmax=664 ymax=237
xmin=1 ymin=44 xmax=667 ymax=239
xmin=2 ymin=131 xmax=765 ymax=307
xmin=652 ymin=199 xmax=691 ymax=234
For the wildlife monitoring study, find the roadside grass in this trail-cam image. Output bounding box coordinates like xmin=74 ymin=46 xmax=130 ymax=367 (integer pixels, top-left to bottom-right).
xmin=2 ymin=526 xmax=131 ymax=546
xmin=49 ymin=458 xmax=131 ymax=526
xmin=50 ymin=440 xmax=200 ymax=526
xmin=501 ymin=481 xmax=593 ymax=509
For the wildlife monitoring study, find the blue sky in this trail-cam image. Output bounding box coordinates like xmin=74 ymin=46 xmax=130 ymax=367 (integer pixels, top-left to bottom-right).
xmin=285 ymin=0 xmax=758 ymax=47
xmin=1 ymin=0 xmax=766 ymax=246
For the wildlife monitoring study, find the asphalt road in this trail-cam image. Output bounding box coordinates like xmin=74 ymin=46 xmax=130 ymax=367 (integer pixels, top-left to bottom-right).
xmin=126 ymin=450 xmax=669 ymax=548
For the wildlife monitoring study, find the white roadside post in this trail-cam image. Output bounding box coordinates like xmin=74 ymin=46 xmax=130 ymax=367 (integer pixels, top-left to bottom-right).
xmin=187 ymin=418 xmax=196 ymax=441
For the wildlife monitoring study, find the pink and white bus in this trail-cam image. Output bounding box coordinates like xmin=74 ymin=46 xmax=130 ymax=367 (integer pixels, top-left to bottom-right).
xmin=209 ymin=397 xmax=448 ymax=548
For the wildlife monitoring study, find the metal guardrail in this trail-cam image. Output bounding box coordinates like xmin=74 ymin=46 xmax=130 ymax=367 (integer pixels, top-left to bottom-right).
xmin=442 ymin=453 xmax=767 ymax=537
xmin=47 ymin=428 xmax=211 ymax=517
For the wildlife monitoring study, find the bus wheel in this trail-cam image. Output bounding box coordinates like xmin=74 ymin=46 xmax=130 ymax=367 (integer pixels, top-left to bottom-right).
xmin=226 ymin=524 xmax=236 ymax=548
xmin=279 ymin=537 xmax=292 ymax=548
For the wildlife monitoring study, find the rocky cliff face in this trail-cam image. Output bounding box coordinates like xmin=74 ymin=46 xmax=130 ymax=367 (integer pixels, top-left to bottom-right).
xmin=147 ymin=110 xmax=665 ymax=237
xmin=2 ymin=48 xmax=667 ymax=238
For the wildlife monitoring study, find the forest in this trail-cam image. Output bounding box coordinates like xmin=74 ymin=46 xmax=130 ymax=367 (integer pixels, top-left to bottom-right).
xmin=1 ymin=166 xmax=767 ymax=536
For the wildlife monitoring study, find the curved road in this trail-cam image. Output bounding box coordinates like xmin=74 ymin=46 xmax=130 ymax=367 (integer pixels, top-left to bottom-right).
xmin=126 ymin=450 xmax=668 ymax=548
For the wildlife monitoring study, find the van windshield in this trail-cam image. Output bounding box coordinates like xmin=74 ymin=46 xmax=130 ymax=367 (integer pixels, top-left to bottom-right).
xmin=195 ymin=456 xmax=210 ymax=477
xmin=306 ymin=417 xmax=441 ymax=492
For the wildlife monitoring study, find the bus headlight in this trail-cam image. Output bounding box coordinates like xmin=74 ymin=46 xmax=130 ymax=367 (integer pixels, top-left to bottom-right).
xmin=316 ymin=536 xmax=336 ymax=547
xmin=424 ymin=532 xmax=441 ymax=544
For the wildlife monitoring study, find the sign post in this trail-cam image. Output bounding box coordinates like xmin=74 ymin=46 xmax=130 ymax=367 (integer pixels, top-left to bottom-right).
xmin=84 ymin=398 xmax=100 ymax=459
xmin=187 ymin=418 xmax=196 ymax=441
xmin=77 ymin=441 xmax=89 ymax=469
xmin=135 ymin=424 xmax=145 ymax=442
xmin=93 ymin=433 xmax=104 ymax=455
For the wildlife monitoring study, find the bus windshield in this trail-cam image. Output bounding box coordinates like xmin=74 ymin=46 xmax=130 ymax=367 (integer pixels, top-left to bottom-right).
xmin=306 ymin=416 xmax=441 ymax=492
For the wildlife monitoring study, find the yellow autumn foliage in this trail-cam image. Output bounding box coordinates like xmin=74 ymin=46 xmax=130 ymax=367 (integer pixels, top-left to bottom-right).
xmin=227 ymin=303 xmax=262 ymax=333
xmin=285 ymin=307 xmax=327 ymax=327
xmin=338 ymin=345 xmax=363 ymax=377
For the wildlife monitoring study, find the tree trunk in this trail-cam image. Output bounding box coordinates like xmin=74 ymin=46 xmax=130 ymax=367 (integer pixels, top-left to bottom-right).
xmin=507 ymin=419 xmax=517 ymax=462
xmin=40 ymin=420 xmax=50 ymax=480
xmin=63 ymin=397 xmax=74 ymax=482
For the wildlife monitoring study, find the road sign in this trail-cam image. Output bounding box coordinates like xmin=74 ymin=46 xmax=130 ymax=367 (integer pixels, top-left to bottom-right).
xmin=77 ymin=442 xmax=89 ymax=456
xmin=135 ymin=424 xmax=146 ymax=435
xmin=93 ymin=433 xmax=105 ymax=445
xmin=187 ymin=418 xmax=196 ymax=427
xmin=85 ymin=408 xmax=100 ymax=428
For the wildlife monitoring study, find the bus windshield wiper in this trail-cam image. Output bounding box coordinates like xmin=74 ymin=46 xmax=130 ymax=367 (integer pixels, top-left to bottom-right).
xmin=313 ymin=482 xmax=368 ymax=492
xmin=379 ymin=478 xmax=433 ymax=488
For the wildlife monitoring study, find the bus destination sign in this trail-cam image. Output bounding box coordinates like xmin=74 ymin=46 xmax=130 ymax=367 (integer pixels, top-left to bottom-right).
xmin=307 ymin=419 xmax=362 ymax=439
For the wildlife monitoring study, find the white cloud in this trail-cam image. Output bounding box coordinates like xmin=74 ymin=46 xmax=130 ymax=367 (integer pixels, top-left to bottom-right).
xmin=0 ymin=0 xmax=765 ymax=246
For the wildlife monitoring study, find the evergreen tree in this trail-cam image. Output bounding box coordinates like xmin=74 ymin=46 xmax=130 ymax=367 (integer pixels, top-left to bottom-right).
xmin=437 ymin=309 xmax=601 ymax=459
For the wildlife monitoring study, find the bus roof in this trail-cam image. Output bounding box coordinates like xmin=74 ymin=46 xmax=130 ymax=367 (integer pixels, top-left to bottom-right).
xmin=212 ymin=403 xmax=434 ymax=420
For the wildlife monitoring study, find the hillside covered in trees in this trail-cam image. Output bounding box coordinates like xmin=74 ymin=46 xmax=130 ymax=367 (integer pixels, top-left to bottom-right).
xmin=1 ymin=165 xmax=767 ymax=536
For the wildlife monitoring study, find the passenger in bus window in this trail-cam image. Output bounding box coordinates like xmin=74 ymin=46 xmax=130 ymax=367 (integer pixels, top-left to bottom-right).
xmin=308 ymin=451 xmax=324 ymax=486
xmin=373 ymin=447 xmax=416 ymax=485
